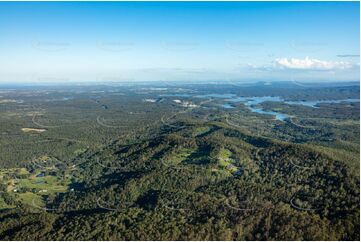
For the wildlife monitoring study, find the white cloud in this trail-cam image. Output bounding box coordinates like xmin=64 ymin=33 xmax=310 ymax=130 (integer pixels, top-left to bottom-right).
xmin=275 ymin=57 xmax=353 ymax=70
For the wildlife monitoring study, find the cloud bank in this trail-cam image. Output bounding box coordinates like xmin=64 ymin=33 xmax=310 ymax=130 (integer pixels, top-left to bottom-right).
xmin=275 ymin=57 xmax=354 ymax=70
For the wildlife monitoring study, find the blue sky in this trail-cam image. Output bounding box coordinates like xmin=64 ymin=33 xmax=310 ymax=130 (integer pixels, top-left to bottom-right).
xmin=0 ymin=1 xmax=359 ymax=83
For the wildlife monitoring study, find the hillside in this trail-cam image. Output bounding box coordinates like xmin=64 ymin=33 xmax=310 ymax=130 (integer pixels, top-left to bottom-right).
xmin=0 ymin=122 xmax=359 ymax=240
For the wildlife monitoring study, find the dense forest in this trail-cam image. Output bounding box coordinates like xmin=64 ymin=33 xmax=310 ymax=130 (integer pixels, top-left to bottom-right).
xmin=0 ymin=82 xmax=359 ymax=240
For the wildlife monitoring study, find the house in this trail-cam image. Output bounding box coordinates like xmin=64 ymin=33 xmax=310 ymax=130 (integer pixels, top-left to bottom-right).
xmin=36 ymin=173 xmax=45 ymax=178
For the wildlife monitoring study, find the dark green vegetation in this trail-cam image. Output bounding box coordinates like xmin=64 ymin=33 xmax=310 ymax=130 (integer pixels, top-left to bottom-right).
xmin=0 ymin=82 xmax=359 ymax=240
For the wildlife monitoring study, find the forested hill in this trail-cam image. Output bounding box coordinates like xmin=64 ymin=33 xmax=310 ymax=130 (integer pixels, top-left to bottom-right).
xmin=0 ymin=122 xmax=359 ymax=240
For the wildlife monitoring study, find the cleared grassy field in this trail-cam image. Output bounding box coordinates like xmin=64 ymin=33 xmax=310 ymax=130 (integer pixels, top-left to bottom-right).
xmin=17 ymin=192 xmax=44 ymax=207
xmin=0 ymin=166 xmax=71 ymax=209
xmin=17 ymin=175 xmax=69 ymax=193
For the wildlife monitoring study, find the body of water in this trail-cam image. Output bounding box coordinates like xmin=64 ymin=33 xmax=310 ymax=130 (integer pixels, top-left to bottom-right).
xmin=201 ymin=95 xmax=359 ymax=121
xmin=284 ymin=98 xmax=360 ymax=108
xmin=162 ymin=93 xmax=359 ymax=121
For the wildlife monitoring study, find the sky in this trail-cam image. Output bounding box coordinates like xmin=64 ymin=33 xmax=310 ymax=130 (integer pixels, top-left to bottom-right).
xmin=0 ymin=1 xmax=359 ymax=83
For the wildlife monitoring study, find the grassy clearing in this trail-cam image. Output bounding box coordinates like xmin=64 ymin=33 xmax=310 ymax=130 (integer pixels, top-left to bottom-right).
xmin=217 ymin=148 xmax=232 ymax=166
xmin=217 ymin=148 xmax=238 ymax=173
xmin=73 ymin=148 xmax=87 ymax=156
xmin=168 ymin=148 xmax=195 ymax=164
xmin=0 ymin=166 xmax=71 ymax=209
xmin=17 ymin=192 xmax=44 ymax=207
xmin=17 ymin=175 xmax=69 ymax=193
xmin=192 ymin=126 xmax=211 ymax=137
xmin=0 ymin=167 xmax=29 ymax=176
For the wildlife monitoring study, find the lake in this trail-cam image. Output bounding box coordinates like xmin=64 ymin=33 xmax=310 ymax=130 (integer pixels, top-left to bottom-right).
xmin=197 ymin=94 xmax=359 ymax=121
xmin=162 ymin=93 xmax=359 ymax=121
